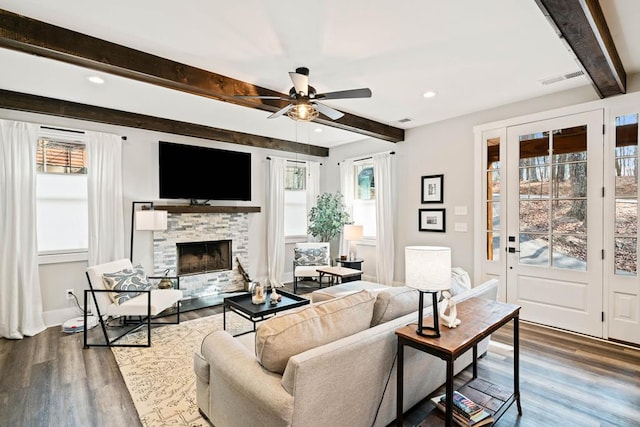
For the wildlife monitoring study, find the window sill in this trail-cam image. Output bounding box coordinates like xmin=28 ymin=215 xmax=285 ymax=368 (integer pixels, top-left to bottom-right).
xmin=38 ymin=251 xmax=88 ymax=265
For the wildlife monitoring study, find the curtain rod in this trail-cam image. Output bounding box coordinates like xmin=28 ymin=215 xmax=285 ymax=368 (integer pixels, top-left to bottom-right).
xmin=339 ymin=151 xmax=395 ymax=165
xmin=40 ymin=125 xmax=127 ymax=140
xmin=266 ymin=156 xmax=322 ymax=165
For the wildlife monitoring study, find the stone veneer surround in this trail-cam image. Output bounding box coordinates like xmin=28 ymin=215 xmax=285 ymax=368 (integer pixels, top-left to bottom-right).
xmin=153 ymin=212 xmax=248 ymax=300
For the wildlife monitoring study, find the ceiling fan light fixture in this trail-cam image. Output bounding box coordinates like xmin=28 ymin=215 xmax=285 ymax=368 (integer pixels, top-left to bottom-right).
xmin=286 ymin=103 xmax=319 ymax=121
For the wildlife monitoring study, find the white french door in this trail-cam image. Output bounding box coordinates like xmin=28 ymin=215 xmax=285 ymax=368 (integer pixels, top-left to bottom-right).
xmin=505 ymin=110 xmax=604 ymax=337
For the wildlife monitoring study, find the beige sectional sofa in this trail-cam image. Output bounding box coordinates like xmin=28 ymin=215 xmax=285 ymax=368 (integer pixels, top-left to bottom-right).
xmin=194 ymin=278 xmax=499 ymax=427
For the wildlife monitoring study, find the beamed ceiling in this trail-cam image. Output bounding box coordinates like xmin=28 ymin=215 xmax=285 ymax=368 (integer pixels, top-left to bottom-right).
xmin=0 ymin=1 xmax=637 ymax=156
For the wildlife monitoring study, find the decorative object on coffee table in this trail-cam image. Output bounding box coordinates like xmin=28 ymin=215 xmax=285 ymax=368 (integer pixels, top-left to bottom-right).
xmin=251 ymin=282 xmax=265 ymax=304
xmin=404 ymin=246 xmax=451 ymax=338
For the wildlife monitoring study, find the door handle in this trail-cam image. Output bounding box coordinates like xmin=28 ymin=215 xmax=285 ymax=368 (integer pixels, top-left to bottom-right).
xmin=507 ymin=247 xmax=520 ymax=253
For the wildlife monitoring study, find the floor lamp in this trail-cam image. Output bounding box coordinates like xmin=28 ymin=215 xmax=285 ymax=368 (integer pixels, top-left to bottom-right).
xmin=404 ymin=246 xmax=451 ymax=338
xmin=130 ymin=201 xmax=168 ymax=262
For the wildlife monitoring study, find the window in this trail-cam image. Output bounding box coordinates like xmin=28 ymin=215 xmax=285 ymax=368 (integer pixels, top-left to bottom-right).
xmin=284 ymin=162 xmax=308 ymax=237
xmin=36 ymin=134 xmax=88 ymax=255
xmin=353 ymin=159 xmax=376 ymax=237
xmin=614 ymin=113 xmax=638 ymax=276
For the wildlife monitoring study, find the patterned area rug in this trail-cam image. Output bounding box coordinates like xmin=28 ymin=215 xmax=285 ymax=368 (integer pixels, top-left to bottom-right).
xmin=111 ymin=311 xmax=250 ymax=427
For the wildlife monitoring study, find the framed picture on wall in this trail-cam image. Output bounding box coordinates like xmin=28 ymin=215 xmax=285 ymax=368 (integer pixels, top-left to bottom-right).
xmin=419 ymin=208 xmax=446 ymax=232
xmin=421 ymin=174 xmax=444 ymax=203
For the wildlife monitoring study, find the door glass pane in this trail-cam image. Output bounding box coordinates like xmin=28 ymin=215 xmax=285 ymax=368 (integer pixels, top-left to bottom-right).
xmin=519 ymin=126 xmax=588 ymax=270
xmin=552 ymin=200 xmax=587 ymax=232
xmin=486 ymin=136 xmax=500 ymax=261
xmin=614 ymin=114 xmax=638 ymax=276
xmin=552 ymin=235 xmax=587 ymax=270
xmin=615 ymin=237 xmax=637 ymax=275
xmin=519 ymin=200 xmax=549 ymax=232
xmin=519 ymin=233 xmax=549 ymax=266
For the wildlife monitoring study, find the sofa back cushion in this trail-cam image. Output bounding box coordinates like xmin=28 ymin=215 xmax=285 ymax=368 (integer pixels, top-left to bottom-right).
xmin=255 ymin=290 xmax=376 ymax=374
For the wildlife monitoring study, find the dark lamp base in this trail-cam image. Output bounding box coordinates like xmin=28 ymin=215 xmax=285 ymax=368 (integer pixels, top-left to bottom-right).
xmin=415 ymin=290 xmax=441 ymax=339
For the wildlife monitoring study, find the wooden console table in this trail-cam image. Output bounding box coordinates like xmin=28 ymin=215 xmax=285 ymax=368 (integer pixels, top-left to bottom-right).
xmin=395 ymin=297 xmax=522 ymax=427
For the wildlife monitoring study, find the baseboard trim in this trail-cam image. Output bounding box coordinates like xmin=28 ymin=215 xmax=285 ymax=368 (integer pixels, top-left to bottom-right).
xmin=43 ymin=306 xmax=85 ymax=327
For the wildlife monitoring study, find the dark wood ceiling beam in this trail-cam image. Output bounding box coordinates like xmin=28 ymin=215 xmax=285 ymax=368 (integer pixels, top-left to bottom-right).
xmin=0 ymin=89 xmax=329 ymax=157
xmin=534 ymin=0 xmax=626 ymax=98
xmin=0 ymin=9 xmax=404 ymax=143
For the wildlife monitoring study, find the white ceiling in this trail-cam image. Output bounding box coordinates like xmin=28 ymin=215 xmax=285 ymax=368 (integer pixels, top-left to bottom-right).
xmin=0 ymin=0 xmax=638 ymax=148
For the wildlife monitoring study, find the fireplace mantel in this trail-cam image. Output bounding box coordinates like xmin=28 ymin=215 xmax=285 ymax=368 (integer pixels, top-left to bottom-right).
xmin=149 ymin=205 xmax=261 ymax=214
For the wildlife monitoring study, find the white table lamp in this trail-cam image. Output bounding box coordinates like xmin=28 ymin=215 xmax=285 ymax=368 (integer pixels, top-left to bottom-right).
xmin=405 ymin=246 xmax=451 ymax=338
xmin=344 ymin=224 xmax=363 ymax=261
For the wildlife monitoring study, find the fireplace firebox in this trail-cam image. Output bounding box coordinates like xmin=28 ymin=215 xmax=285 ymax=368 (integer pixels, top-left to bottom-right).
xmin=177 ymin=240 xmax=232 ymax=276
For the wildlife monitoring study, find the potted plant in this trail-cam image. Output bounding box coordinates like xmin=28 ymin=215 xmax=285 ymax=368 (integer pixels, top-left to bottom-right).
xmin=307 ymin=192 xmax=352 ymax=243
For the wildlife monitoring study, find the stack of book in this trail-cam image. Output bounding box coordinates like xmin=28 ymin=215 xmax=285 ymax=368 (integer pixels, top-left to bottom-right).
xmin=431 ymin=391 xmax=494 ymax=426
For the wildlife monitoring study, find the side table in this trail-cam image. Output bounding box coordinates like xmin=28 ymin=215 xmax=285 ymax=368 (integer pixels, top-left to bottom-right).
xmin=395 ymin=297 xmax=522 ymax=427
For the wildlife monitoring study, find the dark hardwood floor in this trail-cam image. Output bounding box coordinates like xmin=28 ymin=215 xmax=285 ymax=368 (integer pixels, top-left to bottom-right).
xmin=1 ymin=282 xmax=639 ymax=427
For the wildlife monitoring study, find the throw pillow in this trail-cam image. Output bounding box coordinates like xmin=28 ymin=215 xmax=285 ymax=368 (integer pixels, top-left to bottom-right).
xmin=371 ymin=286 xmax=429 ymax=326
xmin=451 ymin=267 xmax=472 ymax=295
xmin=294 ymin=247 xmax=328 ymax=266
xmin=255 ymin=289 xmax=376 ymax=374
xmin=102 ymin=266 xmax=151 ymax=305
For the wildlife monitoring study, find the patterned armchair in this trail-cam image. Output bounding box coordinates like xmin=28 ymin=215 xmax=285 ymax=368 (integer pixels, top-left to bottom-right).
xmin=292 ymin=242 xmax=331 ymax=293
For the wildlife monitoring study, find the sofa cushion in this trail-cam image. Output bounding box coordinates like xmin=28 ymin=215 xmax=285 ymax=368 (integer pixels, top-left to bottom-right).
xmin=294 ymin=246 xmax=329 ymax=266
xmin=102 ymin=265 xmax=151 ymax=305
xmin=255 ymin=290 xmax=376 ymax=374
xmin=310 ymin=280 xmax=389 ymax=303
xmin=371 ymin=286 xmax=431 ymax=326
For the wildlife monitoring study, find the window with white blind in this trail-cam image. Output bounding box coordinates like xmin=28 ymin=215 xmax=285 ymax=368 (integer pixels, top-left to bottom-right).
xmin=352 ymin=159 xmax=376 ymax=238
xmin=36 ymin=129 xmax=88 ymax=256
xmin=284 ymin=161 xmax=308 ymax=237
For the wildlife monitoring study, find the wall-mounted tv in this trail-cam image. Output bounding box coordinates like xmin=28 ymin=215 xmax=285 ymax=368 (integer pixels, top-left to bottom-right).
xmin=158 ymin=141 xmax=251 ymax=202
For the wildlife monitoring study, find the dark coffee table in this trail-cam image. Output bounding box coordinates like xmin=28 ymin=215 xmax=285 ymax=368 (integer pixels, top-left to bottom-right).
xmin=223 ymin=289 xmax=310 ymax=336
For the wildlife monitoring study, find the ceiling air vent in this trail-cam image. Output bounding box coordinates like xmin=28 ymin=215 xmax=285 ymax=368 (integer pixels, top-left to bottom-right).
xmin=539 ymin=70 xmax=584 ymax=86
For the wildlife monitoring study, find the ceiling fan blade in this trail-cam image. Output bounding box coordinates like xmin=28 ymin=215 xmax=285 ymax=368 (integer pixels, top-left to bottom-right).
xmin=267 ymin=103 xmax=295 ymax=119
xmin=313 ymin=102 xmax=344 ymax=120
xmin=315 ymin=88 xmax=372 ymax=100
xmin=289 ymin=71 xmax=309 ymax=96
xmin=234 ymin=95 xmax=289 ymax=100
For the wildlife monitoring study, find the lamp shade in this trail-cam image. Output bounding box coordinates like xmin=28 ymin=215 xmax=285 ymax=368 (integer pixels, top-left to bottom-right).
xmin=344 ymin=224 xmax=364 ymax=241
xmin=135 ymin=210 xmax=168 ymax=231
xmin=405 ymin=246 xmax=451 ymax=291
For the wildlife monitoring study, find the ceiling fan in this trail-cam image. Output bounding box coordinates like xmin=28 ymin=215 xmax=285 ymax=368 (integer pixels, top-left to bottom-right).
xmin=236 ymin=67 xmax=372 ymax=121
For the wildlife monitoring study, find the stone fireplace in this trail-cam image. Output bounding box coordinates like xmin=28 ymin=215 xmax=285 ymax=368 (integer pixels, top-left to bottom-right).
xmin=153 ymin=210 xmax=249 ymax=301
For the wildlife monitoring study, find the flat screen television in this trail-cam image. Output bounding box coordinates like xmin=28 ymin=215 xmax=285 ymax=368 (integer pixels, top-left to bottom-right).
xmin=158 ymin=141 xmax=251 ymax=201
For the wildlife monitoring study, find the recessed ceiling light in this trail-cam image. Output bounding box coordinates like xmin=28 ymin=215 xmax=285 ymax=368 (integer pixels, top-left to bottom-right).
xmin=423 ymin=91 xmax=437 ymax=98
xmin=314 ymin=128 xmax=323 ymax=133
xmin=87 ymin=76 xmax=105 ymax=84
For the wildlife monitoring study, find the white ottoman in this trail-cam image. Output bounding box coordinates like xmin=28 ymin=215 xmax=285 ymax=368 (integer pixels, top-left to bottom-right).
xmin=310 ymin=280 xmax=390 ymax=303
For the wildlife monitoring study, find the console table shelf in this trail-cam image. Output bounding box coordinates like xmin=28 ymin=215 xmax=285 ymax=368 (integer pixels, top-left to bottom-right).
xmin=149 ymin=205 xmax=261 ymax=214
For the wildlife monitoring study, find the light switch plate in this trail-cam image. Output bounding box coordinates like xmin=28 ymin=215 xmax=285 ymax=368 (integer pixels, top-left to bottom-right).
xmin=454 ymin=222 xmax=468 ymax=232
xmin=454 ymin=206 xmax=467 ymax=215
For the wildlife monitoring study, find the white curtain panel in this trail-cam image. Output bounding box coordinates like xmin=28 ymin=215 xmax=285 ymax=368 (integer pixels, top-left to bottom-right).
xmin=86 ymin=131 xmax=125 ymax=266
xmin=267 ymin=156 xmax=286 ymax=287
xmin=339 ymin=159 xmax=355 ymax=256
xmin=306 ymin=160 xmax=321 ymax=234
xmin=0 ymin=119 xmax=46 ymax=339
xmin=373 ymin=152 xmax=395 ymax=285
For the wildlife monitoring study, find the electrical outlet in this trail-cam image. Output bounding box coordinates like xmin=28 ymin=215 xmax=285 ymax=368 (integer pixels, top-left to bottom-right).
xmin=65 ymin=289 xmax=74 ymax=300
